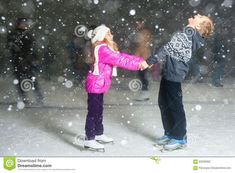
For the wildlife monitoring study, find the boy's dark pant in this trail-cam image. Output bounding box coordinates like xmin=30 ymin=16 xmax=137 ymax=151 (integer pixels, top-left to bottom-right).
xmin=85 ymin=93 xmax=104 ymax=140
xmin=158 ymin=78 xmax=186 ymax=140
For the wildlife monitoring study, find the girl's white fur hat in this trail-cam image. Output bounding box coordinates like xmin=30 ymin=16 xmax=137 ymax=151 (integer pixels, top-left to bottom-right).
xmin=87 ymin=25 xmax=110 ymax=43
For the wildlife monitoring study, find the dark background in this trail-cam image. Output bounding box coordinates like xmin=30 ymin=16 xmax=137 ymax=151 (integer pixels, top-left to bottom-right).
xmin=0 ymin=0 xmax=234 ymax=79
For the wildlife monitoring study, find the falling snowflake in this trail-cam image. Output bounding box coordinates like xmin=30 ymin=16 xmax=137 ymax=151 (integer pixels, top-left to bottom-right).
xmin=129 ymin=9 xmax=136 ymax=16
xmin=68 ymin=122 xmax=73 ymax=127
xmin=221 ymin=0 xmax=233 ymax=8
xmin=0 ymin=26 xmax=6 ymax=34
xmin=58 ymin=76 xmax=65 ymax=83
xmin=13 ymin=79 xmax=19 ymax=85
xmin=120 ymin=139 xmax=127 ymax=145
xmin=17 ymin=101 xmax=25 ymax=110
xmin=195 ymin=105 xmax=202 ymax=111
xmin=93 ymin=0 xmax=99 ymax=4
xmin=8 ymin=105 xmax=13 ymax=111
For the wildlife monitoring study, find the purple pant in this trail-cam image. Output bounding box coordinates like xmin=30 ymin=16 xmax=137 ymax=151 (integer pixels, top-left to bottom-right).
xmin=85 ymin=93 xmax=104 ymax=140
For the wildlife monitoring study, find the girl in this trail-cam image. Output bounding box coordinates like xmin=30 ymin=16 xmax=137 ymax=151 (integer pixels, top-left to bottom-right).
xmin=83 ymin=25 xmax=145 ymax=150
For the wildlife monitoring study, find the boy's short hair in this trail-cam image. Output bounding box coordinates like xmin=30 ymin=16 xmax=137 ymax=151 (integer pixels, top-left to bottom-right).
xmin=199 ymin=16 xmax=214 ymax=38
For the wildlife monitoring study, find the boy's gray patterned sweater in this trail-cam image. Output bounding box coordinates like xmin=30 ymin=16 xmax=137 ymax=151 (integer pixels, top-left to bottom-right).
xmin=146 ymin=27 xmax=204 ymax=82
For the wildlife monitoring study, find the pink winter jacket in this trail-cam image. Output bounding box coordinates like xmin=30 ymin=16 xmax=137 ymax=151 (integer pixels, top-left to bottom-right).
xmin=85 ymin=43 xmax=144 ymax=93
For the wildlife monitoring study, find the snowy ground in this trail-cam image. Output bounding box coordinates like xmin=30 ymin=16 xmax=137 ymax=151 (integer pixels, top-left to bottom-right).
xmin=0 ymin=77 xmax=235 ymax=156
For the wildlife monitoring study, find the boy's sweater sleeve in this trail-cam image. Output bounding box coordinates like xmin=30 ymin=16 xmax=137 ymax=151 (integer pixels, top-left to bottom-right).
xmin=146 ymin=46 xmax=167 ymax=65
xmin=98 ymin=45 xmax=144 ymax=70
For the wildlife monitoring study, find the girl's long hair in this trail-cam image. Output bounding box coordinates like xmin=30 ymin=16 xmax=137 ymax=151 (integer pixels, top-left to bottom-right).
xmin=93 ymin=38 xmax=119 ymax=51
xmin=87 ymin=37 xmax=119 ymax=65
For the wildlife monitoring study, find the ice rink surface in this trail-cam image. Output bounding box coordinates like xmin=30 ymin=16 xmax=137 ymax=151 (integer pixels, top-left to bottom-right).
xmin=0 ymin=77 xmax=234 ymax=156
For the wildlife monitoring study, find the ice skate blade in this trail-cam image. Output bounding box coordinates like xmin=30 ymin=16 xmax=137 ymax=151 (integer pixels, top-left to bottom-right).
xmin=153 ymin=143 xmax=165 ymax=151
xmin=153 ymin=143 xmax=165 ymax=147
xmin=161 ymin=145 xmax=187 ymax=152
xmin=135 ymin=98 xmax=150 ymax=101
xmin=96 ymin=140 xmax=114 ymax=145
xmin=84 ymin=146 xmax=105 ymax=152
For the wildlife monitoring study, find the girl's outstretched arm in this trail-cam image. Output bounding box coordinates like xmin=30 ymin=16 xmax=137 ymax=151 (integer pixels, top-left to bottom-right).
xmin=98 ymin=45 xmax=144 ymax=70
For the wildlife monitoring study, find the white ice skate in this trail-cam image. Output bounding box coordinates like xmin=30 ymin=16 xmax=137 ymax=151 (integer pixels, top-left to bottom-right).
xmin=74 ymin=135 xmax=105 ymax=152
xmin=95 ymin=134 xmax=114 ymax=144
xmin=84 ymin=140 xmax=105 ymax=152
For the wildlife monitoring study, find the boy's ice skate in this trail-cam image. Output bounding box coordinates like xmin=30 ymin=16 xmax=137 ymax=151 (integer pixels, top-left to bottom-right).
xmin=74 ymin=135 xmax=105 ymax=152
xmin=163 ymin=138 xmax=187 ymax=151
xmin=95 ymin=134 xmax=114 ymax=144
xmin=156 ymin=135 xmax=172 ymax=145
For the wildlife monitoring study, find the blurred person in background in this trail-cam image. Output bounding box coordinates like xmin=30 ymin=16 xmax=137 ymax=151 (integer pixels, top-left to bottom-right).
xmin=211 ymin=25 xmax=229 ymax=87
xmin=132 ymin=19 xmax=153 ymax=101
xmin=66 ymin=34 xmax=89 ymax=85
xmin=7 ymin=18 xmax=44 ymax=106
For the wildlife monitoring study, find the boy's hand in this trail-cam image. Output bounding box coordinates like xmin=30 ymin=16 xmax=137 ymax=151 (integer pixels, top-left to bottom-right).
xmin=140 ymin=61 xmax=149 ymax=70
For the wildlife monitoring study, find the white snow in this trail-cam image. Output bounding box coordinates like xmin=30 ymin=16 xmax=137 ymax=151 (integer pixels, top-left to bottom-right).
xmin=13 ymin=79 xmax=19 ymax=85
xmin=0 ymin=26 xmax=6 ymax=34
xmin=68 ymin=122 xmax=73 ymax=127
xmin=221 ymin=0 xmax=233 ymax=8
xmin=129 ymin=9 xmax=136 ymax=16
xmin=195 ymin=104 xmax=202 ymax=111
xmin=17 ymin=101 xmax=25 ymax=110
xmin=93 ymin=0 xmax=99 ymax=5
xmin=58 ymin=76 xmax=65 ymax=83
xmin=7 ymin=105 xmax=12 ymax=111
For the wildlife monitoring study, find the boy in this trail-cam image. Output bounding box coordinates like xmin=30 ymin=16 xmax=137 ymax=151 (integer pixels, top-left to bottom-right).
xmin=141 ymin=14 xmax=214 ymax=150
